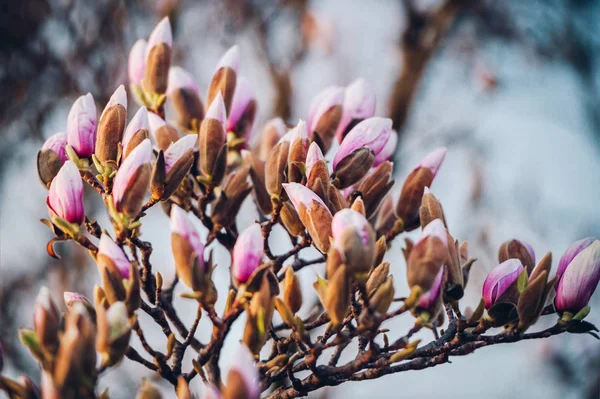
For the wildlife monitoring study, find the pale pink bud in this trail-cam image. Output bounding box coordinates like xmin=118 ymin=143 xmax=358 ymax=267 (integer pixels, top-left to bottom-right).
xmin=305 ymin=141 xmax=325 ymax=181
xmin=216 ymin=45 xmax=240 ymax=73
xmin=46 ymin=160 xmax=84 ymax=224
xmin=416 ymin=147 xmax=447 ymax=179
xmin=42 ymin=132 xmax=68 ymax=163
xmin=555 ymin=239 xmax=600 ymax=313
xmin=98 ymin=234 xmax=131 ymax=279
xmin=112 ymin=139 xmax=152 ymax=212
xmin=332 ymin=117 xmax=392 ymax=169
xmin=100 ymin=85 xmax=127 ymax=122
xmin=482 ymin=259 xmax=524 ymax=309
xmin=167 ymin=66 xmax=200 ymax=97
xmin=331 ymin=208 xmax=371 ymax=247
xmin=146 ymin=17 xmax=172 ymax=59
xmin=282 ymin=182 xmax=328 ymax=213
xmin=226 ymin=76 xmax=256 ymax=134
xmin=170 ymin=205 xmax=206 ymax=263
xmin=67 ymin=93 xmax=97 ymax=157
xmin=206 ymin=92 xmax=227 ymax=129
xmin=128 ymin=39 xmax=147 ymax=86
xmin=418 ymin=266 xmax=444 ymax=312
xmin=228 ymin=344 xmax=260 ymax=399
xmin=557 ymin=237 xmax=595 ymax=279
xmin=373 ymin=129 xmax=398 ymax=167
xmin=122 ymin=107 xmax=150 ymax=151
xmin=417 ymin=219 xmax=448 ymax=247
xmin=231 ymin=223 xmax=264 ymax=285
xmin=306 ymin=86 xmax=344 ymax=134
xmin=335 ymin=78 xmax=377 ymax=142
xmin=164 ymin=134 xmax=197 ymax=173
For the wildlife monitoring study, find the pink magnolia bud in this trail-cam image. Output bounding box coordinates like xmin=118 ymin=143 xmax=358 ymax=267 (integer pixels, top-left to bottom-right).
xmin=336 ymin=78 xmax=377 ymax=142
xmin=164 ymin=134 xmax=197 ymax=174
xmin=417 ymin=218 xmax=448 ymax=247
xmin=332 ymin=117 xmax=392 ymax=170
xmin=305 ymin=141 xmax=325 ymax=181
xmin=99 ymin=85 xmax=128 ymax=122
xmin=557 ymin=237 xmax=595 ymax=279
xmin=144 ymin=17 xmax=172 ymax=95
xmin=283 ymin=182 xmax=328 ymax=213
xmin=170 ymin=205 xmax=205 ymax=263
xmin=67 ymin=93 xmax=97 ymax=158
xmin=122 ymin=107 xmax=150 ymax=155
xmin=555 ymin=239 xmax=600 ymax=313
xmin=331 ymin=208 xmax=376 ymax=277
xmin=331 ymin=208 xmax=371 ymax=247
xmin=128 ymin=39 xmax=147 ymax=86
xmin=98 ymin=234 xmax=131 ymax=279
xmin=231 ymin=223 xmax=264 ymax=286
xmin=206 ymin=92 xmax=227 ymax=130
xmin=146 ymin=17 xmax=172 ymax=58
xmin=216 ymin=45 xmax=240 ymax=73
xmin=417 ymin=266 xmax=445 ymax=312
xmin=482 ymin=259 xmax=524 ymax=309
xmin=167 ymin=66 xmax=200 ymax=97
xmin=226 ymin=76 xmax=257 ymax=139
xmin=46 ymin=160 xmax=84 ymax=224
xmin=42 ymin=132 xmax=68 ymax=163
xmin=306 ymin=86 xmax=344 ymax=135
xmin=417 ymin=147 xmax=447 ymax=179
xmin=34 ymin=287 xmax=60 ymax=350
xmin=112 ymin=139 xmax=152 ymax=216
xmin=373 ymin=129 xmax=398 ymax=167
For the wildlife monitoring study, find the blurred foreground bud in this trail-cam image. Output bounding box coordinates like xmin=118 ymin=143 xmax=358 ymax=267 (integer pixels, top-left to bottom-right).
xmin=395 ymin=147 xmax=447 ymax=231
xmin=34 ymin=287 xmax=60 ymax=353
xmin=332 ymin=117 xmax=392 ymax=188
xmin=128 ymin=39 xmax=147 ymax=87
xmin=258 ymin=117 xmax=287 ymax=160
xmin=227 ymin=76 xmax=257 ymax=140
xmin=168 ymin=66 xmax=204 ymax=131
xmin=198 ymin=94 xmax=228 ymax=185
xmin=143 ymin=17 xmax=172 ymax=95
xmin=332 ymin=208 xmax=376 ymax=281
xmin=176 ymin=377 xmax=193 ymax=399
xmin=151 ymin=134 xmax=196 ymax=200
xmin=232 ymin=223 xmax=264 ymax=287
xmin=122 ymin=107 xmax=150 ymax=160
xmin=96 ymin=85 xmax=127 ymax=169
xmin=136 ymin=378 xmax=163 ymax=399
xmin=38 ymin=133 xmax=68 ymax=188
xmin=148 ymin=113 xmax=179 ymax=151
xmin=307 ymin=86 xmax=344 ymax=153
xmin=112 ymin=139 xmax=152 ymax=217
xmin=498 ymin=239 xmax=535 ymax=273
xmin=208 ymin=45 xmax=239 ymax=114
xmin=96 ymin=301 xmax=131 ymax=367
xmin=336 ymin=78 xmax=376 ymax=142
xmin=46 ymin=160 xmax=85 ymax=227
xmin=222 ymin=345 xmax=260 ymax=399
xmin=355 ymin=161 xmax=394 ymax=218
xmin=64 ymin=292 xmax=95 ymax=320
xmin=67 ymin=93 xmax=97 ymax=158
xmin=212 ymin=166 xmax=252 ymax=228
xmin=283 ymin=183 xmax=333 ymax=253
xmin=482 ymin=259 xmax=524 ymax=326
xmin=555 ymin=239 xmax=600 ymax=316
xmin=283 ymin=267 xmax=303 ymax=314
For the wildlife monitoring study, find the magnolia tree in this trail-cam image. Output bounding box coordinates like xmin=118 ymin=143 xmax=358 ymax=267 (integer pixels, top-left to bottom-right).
xmin=1 ymin=17 xmax=599 ymax=399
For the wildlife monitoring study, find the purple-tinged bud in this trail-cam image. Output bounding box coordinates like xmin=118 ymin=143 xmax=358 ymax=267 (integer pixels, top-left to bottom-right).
xmin=170 ymin=205 xmax=205 ymax=265
xmin=148 ymin=112 xmax=179 ymax=151
xmin=46 ymin=160 xmax=85 ymax=225
xmin=34 ymin=286 xmax=60 ymax=351
xmin=305 ymin=141 xmax=325 ymax=181
xmin=283 ymin=183 xmax=332 ymax=253
xmin=555 ymin=239 xmax=600 ymax=314
xmin=336 ymin=78 xmax=377 ymax=142
xmin=67 ymin=93 xmax=97 ymax=158
xmin=223 ymin=345 xmax=260 ymax=399
xmin=482 ymin=259 xmax=524 ymax=310
xmin=417 ymin=267 xmax=445 ymax=314
xmin=232 ymin=223 xmax=264 ymax=286
xmin=168 ymin=67 xmax=205 ymax=131
xmin=307 ymin=86 xmax=344 ymax=153
xmin=208 ymin=45 xmax=239 ymax=115
xmin=331 ymin=208 xmax=376 ymax=279
xmin=38 ymin=132 xmax=68 ymax=188
xmin=164 ymin=134 xmax=197 ymax=175
xmin=373 ymin=129 xmax=398 ymax=167
xmin=122 ymin=107 xmax=150 ymax=159
xmin=557 ymin=237 xmax=595 ymax=279
xmin=96 ymin=85 xmax=127 ymax=168
xmin=226 ymin=76 xmax=257 ymax=139
xmin=144 ymin=17 xmax=172 ymax=95
xmin=98 ymin=233 xmax=131 ymax=280
xmin=216 ymin=45 xmax=240 ymax=73
xmin=42 ymin=133 xmax=68 ymax=163
xmin=112 ymin=139 xmax=152 ymax=217
xmin=128 ymin=39 xmax=147 ymax=86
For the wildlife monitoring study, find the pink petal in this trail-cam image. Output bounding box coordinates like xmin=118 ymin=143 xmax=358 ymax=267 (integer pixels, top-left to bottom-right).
xmin=98 ymin=233 xmax=131 ymax=279
xmin=128 ymin=39 xmax=147 ymax=86
xmin=112 ymin=139 xmax=152 ymax=209
xmin=332 ymin=117 xmax=392 ymax=169
xmin=123 ymin=107 xmax=150 ymax=151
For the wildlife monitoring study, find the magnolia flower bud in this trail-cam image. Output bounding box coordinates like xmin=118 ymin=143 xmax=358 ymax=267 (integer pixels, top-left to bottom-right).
xmin=314 ymin=266 xmax=351 ymax=326
xmin=283 ymin=267 xmax=303 ymax=314
xmin=305 ymin=142 xmax=329 ymax=203
xmin=557 ymin=237 xmax=595 ymax=279
xmin=148 ymin=112 xmax=180 ymax=151
xmin=369 ymin=275 xmax=395 ymax=316
xmin=64 ymin=292 xmax=95 ymax=320
xmin=332 ymin=209 xmax=376 ymax=280
xmin=265 ymin=138 xmax=290 ymax=199
xmin=112 ymin=139 xmax=152 ymax=217
xmin=46 ymin=160 xmax=85 ymax=225
xmin=498 ymin=239 xmax=536 ymax=273
xmin=212 ymin=166 xmax=252 ymax=229
xmin=396 ymin=147 xmax=447 ymax=231
xmin=258 ymin=117 xmax=287 ymax=160
xmin=366 ymin=262 xmax=390 ymax=296
xmin=416 ymin=267 xmax=445 ymax=319
xmin=199 ymin=94 xmax=228 ymax=184
xmin=283 ymin=183 xmax=333 ymax=253
xmin=517 ymin=252 xmax=553 ymax=330
xmin=143 ymin=17 xmax=172 ymax=95
xmin=287 ymin=120 xmax=310 ymax=183
xmin=332 ymin=117 xmax=392 ymax=188
xmin=122 ymin=107 xmax=150 ymax=160
xmin=129 ymin=39 xmax=147 ymax=86
xmin=67 ymin=93 xmax=97 ymax=158
xmin=373 ymin=129 xmax=398 ymax=167
xmin=280 ymin=201 xmax=305 ymax=237
xmin=419 ymin=187 xmax=447 ymax=228
xmin=227 ymin=76 xmax=257 ymax=139
xmin=555 ymin=239 xmax=600 ymax=314
xmin=98 ymin=233 xmax=131 ymax=280
xmin=38 ymin=132 xmax=68 ymax=188
xmin=96 ymin=85 xmax=127 ymax=168
xmin=336 ymin=78 xmax=376 ymax=142
xmin=232 ymin=223 xmax=264 ymax=286
xmin=208 ymin=45 xmax=239 ymax=114
xmin=151 ymin=134 xmax=196 ymax=200
xmin=96 ymin=302 xmax=131 ymax=367
xmin=407 ymin=235 xmax=447 ymax=294
xmin=243 ymin=272 xmax=276 ymax=354
xmin=168 ymin=66 xmax=204 ymax=130
xmin=34 ymin=287 xmax=60 ymax=352
xmin=355 ymin=161 xmax=394 ymax=218
xmin=482 ymin=259 xmax=524 ymax=310
xmin=222 ymin=345 xmax=260 ymax=399
xmin=307 ymin=86 xmax=344 ymax=153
